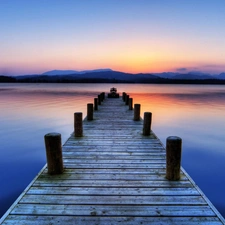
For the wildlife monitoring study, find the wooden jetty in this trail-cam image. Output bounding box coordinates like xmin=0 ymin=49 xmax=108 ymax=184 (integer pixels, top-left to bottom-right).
xmin=1 ymin=91 xmax=225 ymax=224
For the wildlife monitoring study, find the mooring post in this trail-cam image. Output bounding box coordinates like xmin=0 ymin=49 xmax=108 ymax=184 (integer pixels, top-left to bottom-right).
xmin=122 ymin=92 xmax=126 ymax=101
xmin=74 ymin=112 xmax=83 ymax=137
xmin=87 ymin=103 xmax=93 ymax=120
xmin=129 ymin=98 xmax=133 ymax=110
xmin=98 ymin=94 xmax=101 ymax=105
xmin=100 ymin=92 xmax=103 ymax=102
xmin=126 ymin=95 xmax=129 ymax=105
xmin=44 ymin=133 xmax=63 ymax=175
xmin=166 ymin=136 xmax=182 ymax=181
xmin=143 ymin=112 xmax=152 ymax=135
xmin=94 ymin=98 xmax=98 ymax=110
xmin=134 ymin=104 xmax=141 ymax=121
xmin=101 ymin=92 xmax=105 ymax=100
xmin=123 ymin=93 xmax=127 ymax=102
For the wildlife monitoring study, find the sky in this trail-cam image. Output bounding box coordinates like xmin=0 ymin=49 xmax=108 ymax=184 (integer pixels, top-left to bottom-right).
xmin=0 ymin=0 xmax=225 ymax=76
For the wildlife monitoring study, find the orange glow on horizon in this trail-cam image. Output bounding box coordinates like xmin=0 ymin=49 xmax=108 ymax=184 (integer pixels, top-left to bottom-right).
xmin=3 ymin=52 xmax=225 ymax=75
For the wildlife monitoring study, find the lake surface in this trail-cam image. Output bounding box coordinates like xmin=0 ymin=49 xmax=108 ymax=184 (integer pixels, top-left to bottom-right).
xmin=0 ymin=83 xmax=225 ymax=218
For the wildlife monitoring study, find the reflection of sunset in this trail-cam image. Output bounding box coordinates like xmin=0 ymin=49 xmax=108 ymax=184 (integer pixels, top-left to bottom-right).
xmin=1 ymin=84 xmax=225 ymax=133
xmin=125 ymin=89 xmax=225 ymax=132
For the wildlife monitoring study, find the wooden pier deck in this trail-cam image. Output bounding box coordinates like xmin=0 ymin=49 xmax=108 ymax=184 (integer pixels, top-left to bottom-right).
xmin=1 ymin=96 xmax=225 ymax=224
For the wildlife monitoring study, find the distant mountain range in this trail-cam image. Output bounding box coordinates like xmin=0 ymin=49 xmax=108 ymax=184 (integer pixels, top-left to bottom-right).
xmin=41 ymin=69 xmax=225 ymax=80
xmin=1 ymin=69 xmax=225 ymax=83
xmin=42 ymin=69 xmax=113 ymax=76
xmin=154 ymin=71 xmax=225 ymax=80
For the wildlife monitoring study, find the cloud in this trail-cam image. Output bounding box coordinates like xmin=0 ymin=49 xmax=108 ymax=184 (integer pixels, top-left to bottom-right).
xmin=199 ymin=64 xmax=225 ymax=74
xmin=176 ymin=68 xmax=187 ymax=72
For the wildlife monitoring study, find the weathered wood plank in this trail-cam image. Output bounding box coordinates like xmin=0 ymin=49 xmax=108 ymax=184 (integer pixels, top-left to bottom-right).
xmin=20 ymin=194 xmax=206 ymax=205
xmin=33 ymin=179 xmax=194 ymax=187
xmin=42 ymin=168 xmax=169 ymax=174
xmin=3 ymin=215 xmax=223 ymax=225
xmin=62 ymin=151 xmax=166 ymax=156
xmin=62 ymin=159 xmax=167 ymax=164
xmin=27 ymin=186 xmax=199 ymax=195
xmin=37 ymin=173 xmax=188 ymax=181
xmin=62 ymin=148 xmax=165 ymax=153
xmin=66 ymin=139 xmax=160 ymax=143
xmin=63 ymin=145 xmax=164 ymax=151
xmin=62 ymin=154 xmax=166 ymax=160
xmin=63 ymin=163 xmax=166 ymax=169
xmin=63 ymin=143 xmax=164 ymax=148
xmin=11 ymin=205 xmax=215 ymax=217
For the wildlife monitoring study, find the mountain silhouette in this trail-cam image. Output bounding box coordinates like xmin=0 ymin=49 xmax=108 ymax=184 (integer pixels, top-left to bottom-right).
xmin=1 ymin=69 xmax=225 ymax=83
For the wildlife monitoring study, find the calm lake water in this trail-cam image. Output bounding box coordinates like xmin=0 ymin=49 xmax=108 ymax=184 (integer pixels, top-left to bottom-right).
xmin=0 ymin=83 xmax=225 ymax=218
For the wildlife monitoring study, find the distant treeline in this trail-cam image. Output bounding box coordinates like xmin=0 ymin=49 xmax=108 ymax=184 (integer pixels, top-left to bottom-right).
xmin=1 ymin=75 xmax=225 ymax=84
xmin=0 ymin=76 xmax=17 ymax=82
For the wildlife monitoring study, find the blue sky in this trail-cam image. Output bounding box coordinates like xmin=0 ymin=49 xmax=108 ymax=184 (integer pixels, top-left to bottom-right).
xmin=0 ymin=0 xmax=225 ymax=75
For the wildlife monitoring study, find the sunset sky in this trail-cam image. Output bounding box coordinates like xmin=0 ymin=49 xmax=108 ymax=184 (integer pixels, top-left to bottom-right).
xmin=1 ymin=0 xmax=225 ymax=75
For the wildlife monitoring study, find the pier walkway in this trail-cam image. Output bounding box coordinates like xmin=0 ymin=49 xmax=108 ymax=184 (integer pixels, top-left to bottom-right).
xmin=1 ymin=95 xmax=225 ymax=224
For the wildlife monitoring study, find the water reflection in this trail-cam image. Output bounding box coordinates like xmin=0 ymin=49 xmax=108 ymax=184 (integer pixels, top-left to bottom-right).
xmin=0 ymin=83 xmax=225 ymax=217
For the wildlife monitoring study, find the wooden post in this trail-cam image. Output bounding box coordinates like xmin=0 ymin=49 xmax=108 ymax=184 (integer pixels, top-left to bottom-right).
xmin=143 ymin=112 xmax=152 ymax=135
xmin=74 ymin=112 xmax=83 ymax=137
xmin=129 ymin=98 xmax=133 ymax=110
xmin=100 ymin=93 xmax=103 ymax=102
xmin=123 ymin=93 xmax=127 ymax=102
xmin=101 ymin=92 xmax=105 ymax=101
xmin=126 ymin=95 xmax=129 ymax=105
xmin=87 ymin=103 xmax=93 ymax=120
xmin=98 ymin=94 xmax=101 ymax=105
xmin=166 ymin=136 xmax=182 ymax=181
xmin=122 ymin=92 xmax=126 ymax=101
xmin=44 ymin=133 xmax=63 ymax=175
xmin=134 ymin=104 xmax=141 ymax=121
xmin=94 ymin=98 xmax=98 ymax=110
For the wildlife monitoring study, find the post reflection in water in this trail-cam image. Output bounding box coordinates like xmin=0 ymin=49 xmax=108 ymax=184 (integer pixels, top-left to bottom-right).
xmin=0 ymin=83 xmax=225 ymax=217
